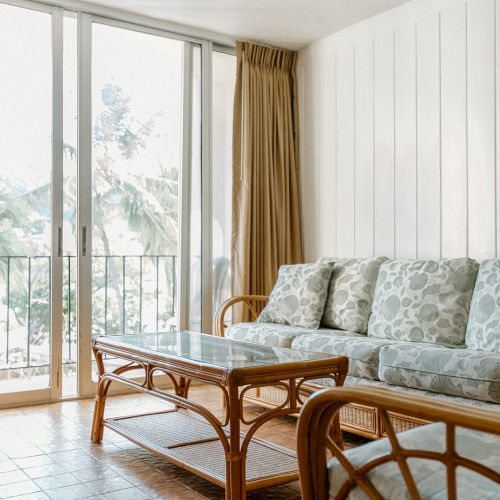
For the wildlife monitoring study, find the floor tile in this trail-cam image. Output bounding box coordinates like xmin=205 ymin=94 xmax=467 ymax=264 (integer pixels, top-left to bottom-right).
xmin=13 ymin=490 xmax=51 ymax=499
xmin=4 ymin=447 xmax=44 ymax=460
xmin=0 ymin=469 xmax=28 ymax=486
xmin=23 ymin=463 xmax=68 ymax=480
xmin=136 ymin=479 xmax=189 ymax=496
xmin=33 ymin=472 xmax=81 ymax=491
xmin=71 ymin=465 xmax=117 ymax=483
xmin=85 ymin=475 xmax=133 ymax=494
xmin=0 ymin=460 xmax=19 ymax=473
xmin=45 ymin=482 xmax=94 ymax=500
xmin=99 ymin=487 xmax=152 ymax=499
xmin=0 ymin=479 xmax=41 ymax=498
xmin=14 ymin=456 xmax=54 ymax=470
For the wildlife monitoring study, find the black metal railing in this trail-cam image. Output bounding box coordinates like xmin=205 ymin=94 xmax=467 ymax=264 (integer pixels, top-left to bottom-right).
xmin=0 ymin=254 xmax=177 ymax=371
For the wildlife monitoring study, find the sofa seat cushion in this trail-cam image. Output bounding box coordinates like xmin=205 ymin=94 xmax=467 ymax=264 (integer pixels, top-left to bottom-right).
xmin=257 ymin=262 xmax=333 ymax=329
xmin=318 ymin=257 xmax=387 ymax=333
xmin=378 ymin=344 xmax=500 ymax=403
xmin=466 ymin=259 xmax=500 ymax=352
xmin=224 ymin=323 xmax=357 ymax=348
xmin=328 ymin=422 xmax=500 ymax=499
xmin=291 ymin=333 xmax=393 ymax=380
xmin=368 ymin=258 xmax=479 ymax=347
xmin=332 ymin=376 xmax=500 ymax=410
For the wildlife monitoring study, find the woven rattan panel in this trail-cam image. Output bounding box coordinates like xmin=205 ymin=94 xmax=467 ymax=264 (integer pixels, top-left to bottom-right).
xmin=108 ymin=411 xmax=218 ymax=447
xmin=106 ymin=411 xmax=297 ymax=483
xmin=384 ymin=412 xmax=428 ymax=434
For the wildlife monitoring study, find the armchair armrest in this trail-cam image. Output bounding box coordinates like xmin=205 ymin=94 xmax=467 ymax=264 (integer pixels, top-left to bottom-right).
xmin=297 ymin=387 xmax=500 ymax=500
xmin=213 ymin=295 xmax=268 ymax=336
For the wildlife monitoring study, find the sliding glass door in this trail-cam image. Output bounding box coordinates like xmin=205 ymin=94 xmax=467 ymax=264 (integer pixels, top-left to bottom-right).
xmin=0 ymin=2 xmax=63 ymax=405
xmin=0 ymin=1 xmax=216 ymax=405
xmin=75 ymin=14 xmax=205 ymax=398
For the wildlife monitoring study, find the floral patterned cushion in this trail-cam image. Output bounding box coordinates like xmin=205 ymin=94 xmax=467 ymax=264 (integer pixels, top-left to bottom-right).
xmin=225 ymin=322 xmax=335 ymax=348
xmin=466 ymin=259 xmax=500 ymax=352
xmin=368 ymin=258 xmax=479 ymax=347
xmin=318 ymin=257 xmax=387 ymax=333
xmin=328 ymin=422 xmax=500 ymax=499
xmin=257 ymin=263 xmax=333 ymax=329
xmin=378 ymin=344 xmax=500 ymax=403
xmin=291 ymin=332 xmax=392 ymax=380
xmin=332 ymin=376 xmax=500 ymax=410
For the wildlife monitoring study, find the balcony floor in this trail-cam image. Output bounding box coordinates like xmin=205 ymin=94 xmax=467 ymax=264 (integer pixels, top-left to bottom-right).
xmin=0 ymin=384 xmax=365 ymax=499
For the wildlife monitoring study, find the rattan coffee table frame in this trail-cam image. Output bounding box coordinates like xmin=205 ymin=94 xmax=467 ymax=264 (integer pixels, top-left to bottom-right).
xmin=91 ymin=334 xmax=348 ymax=500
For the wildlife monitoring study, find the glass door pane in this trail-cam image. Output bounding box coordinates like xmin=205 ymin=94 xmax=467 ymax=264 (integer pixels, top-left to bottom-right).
xmin=0 ymin=4 xmax=54 ymax=395
xmin=62 ymin=14 xmax=78 ymax=397
xmin=90 ymin=22 xmax=183 ymax=378
xmin=212 ymin=51 xmax=236 ymax=314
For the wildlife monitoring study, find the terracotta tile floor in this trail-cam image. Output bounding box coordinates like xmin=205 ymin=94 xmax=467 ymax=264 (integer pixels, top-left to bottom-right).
xmin=0 ymin=385 xmax=366 ymax=499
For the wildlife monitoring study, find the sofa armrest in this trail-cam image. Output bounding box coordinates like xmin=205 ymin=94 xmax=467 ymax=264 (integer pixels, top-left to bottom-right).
xmin=213 ymin=295 xmax=268 ymax=336
xmin=297 ymin=386 xmax=500 ymax=500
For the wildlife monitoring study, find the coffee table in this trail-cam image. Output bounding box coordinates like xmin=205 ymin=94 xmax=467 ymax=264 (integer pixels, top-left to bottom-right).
xmin=91 ymin=331 xmax=348 ymax=499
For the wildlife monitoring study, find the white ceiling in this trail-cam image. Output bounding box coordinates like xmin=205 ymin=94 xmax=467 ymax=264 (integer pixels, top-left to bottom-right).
xmin=79 ymin=0 xmax=412 ymax=50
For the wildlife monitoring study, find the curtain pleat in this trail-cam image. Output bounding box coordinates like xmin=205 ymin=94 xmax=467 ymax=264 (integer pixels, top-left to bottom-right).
xmin=231 ymin=41 xmax=303 ymax=322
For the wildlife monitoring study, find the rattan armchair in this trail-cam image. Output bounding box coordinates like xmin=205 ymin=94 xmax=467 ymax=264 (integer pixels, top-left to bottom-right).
xmin=213 ymin=294 xmax=269 ymax=337
xmin=297 ymin=386 xmax=500 ymax=499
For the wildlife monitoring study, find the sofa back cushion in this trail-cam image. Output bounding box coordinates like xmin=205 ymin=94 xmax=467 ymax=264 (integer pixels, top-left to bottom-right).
xmin=368 ymin=258 xmax=479 ymax=347
xmin=291 ymin=332 xmax=392 ymax=380
xmin=257 ymin=262 xmax=333 ymax=329
xmin=379 ymin=344 xmax=500 ymax=403
xmin=318 ymin=257 xmax=387 ymax=334
xmin=466 ymin=259 xmax=500 ymax=352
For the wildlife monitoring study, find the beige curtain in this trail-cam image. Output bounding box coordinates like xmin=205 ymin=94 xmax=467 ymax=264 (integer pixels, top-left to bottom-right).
xmin=232 ymin=41 xmax=303 ymax=321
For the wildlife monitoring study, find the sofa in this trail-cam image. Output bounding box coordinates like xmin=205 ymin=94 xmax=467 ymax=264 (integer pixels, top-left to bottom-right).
xmin=214 ymin=257 xmax=500 ymax=439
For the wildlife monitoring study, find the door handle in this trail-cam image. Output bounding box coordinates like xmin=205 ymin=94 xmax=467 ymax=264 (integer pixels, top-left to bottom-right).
xmin=82 ymin=226 xmax=87 ymax=256
xmin=57 ymin=226 xmax=62 ymax=257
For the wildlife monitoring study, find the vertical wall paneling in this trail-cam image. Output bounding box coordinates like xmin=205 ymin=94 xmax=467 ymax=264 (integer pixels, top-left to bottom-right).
xmin=468 ymin=0 xmax=496 ymax=260
xmin=496 ymin=0 xmax=500 ymax=257
xmin=335 ymin=41 xmax=355 ymax=257
xmin=354 ymin=35 xmax=375 ymax=257
xmin=416 ymin=9 xmax=441 ymax=258
xmin=441 ymin=0 xmax=468 ymax=257
xmin=318 ymin=49 xmax=336 ymax=256
xmin=297 ymin=52 xmax=318 ymax=261
xmin=394 ymin=19 xmax=417 ymax=259
xmin=299 ymin=0 xmax=500 ymax=261
xmin=373 ymin=28 xmax=395 ymax=257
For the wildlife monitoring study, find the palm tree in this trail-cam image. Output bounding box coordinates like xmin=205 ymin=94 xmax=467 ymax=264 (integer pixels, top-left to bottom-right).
xmin=91 ymin=84 xmax=179 ymax=332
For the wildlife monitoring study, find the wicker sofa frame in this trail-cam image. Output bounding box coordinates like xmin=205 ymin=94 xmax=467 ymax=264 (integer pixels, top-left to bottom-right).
xmin=296 ymin=386 xmax=500 ymax=499
xmin=214 ymin=295 xmax=430 ymax=439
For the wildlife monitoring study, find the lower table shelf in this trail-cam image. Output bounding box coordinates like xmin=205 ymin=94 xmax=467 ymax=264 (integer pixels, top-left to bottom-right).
xmin=104 ymin=410 xmax=298 ymax=491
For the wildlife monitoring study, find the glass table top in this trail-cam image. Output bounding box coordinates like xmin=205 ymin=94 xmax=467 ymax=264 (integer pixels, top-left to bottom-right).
xmin=94 ymin=331 xmax=337 ymax=370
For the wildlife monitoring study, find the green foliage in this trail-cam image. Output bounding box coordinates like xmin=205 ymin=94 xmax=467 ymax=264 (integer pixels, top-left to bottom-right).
xmin=1 ymin=83 xmax=179 ymax=367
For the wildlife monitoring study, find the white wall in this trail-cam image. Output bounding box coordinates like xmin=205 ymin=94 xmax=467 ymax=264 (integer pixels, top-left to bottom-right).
xmin=298 ymin=0 xmax=500 ymax=262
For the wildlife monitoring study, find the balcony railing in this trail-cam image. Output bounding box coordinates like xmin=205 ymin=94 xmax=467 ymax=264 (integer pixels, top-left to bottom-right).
xmin=0 ymin=254 xmax=177 ymax=371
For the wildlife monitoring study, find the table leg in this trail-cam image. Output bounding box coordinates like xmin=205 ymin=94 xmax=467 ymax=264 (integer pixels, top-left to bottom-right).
xmin=332 ymin=370 xmax=347 ymax=450
xmin=91 ymin=348 xmax=108 ymax=443
xmin=91 ymin=384 xmax=108 ymax=443
xmin=178 ymin=376 xmax=191 ymax=398
xmin=227 ymin=384 xmax=245 ymax=500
